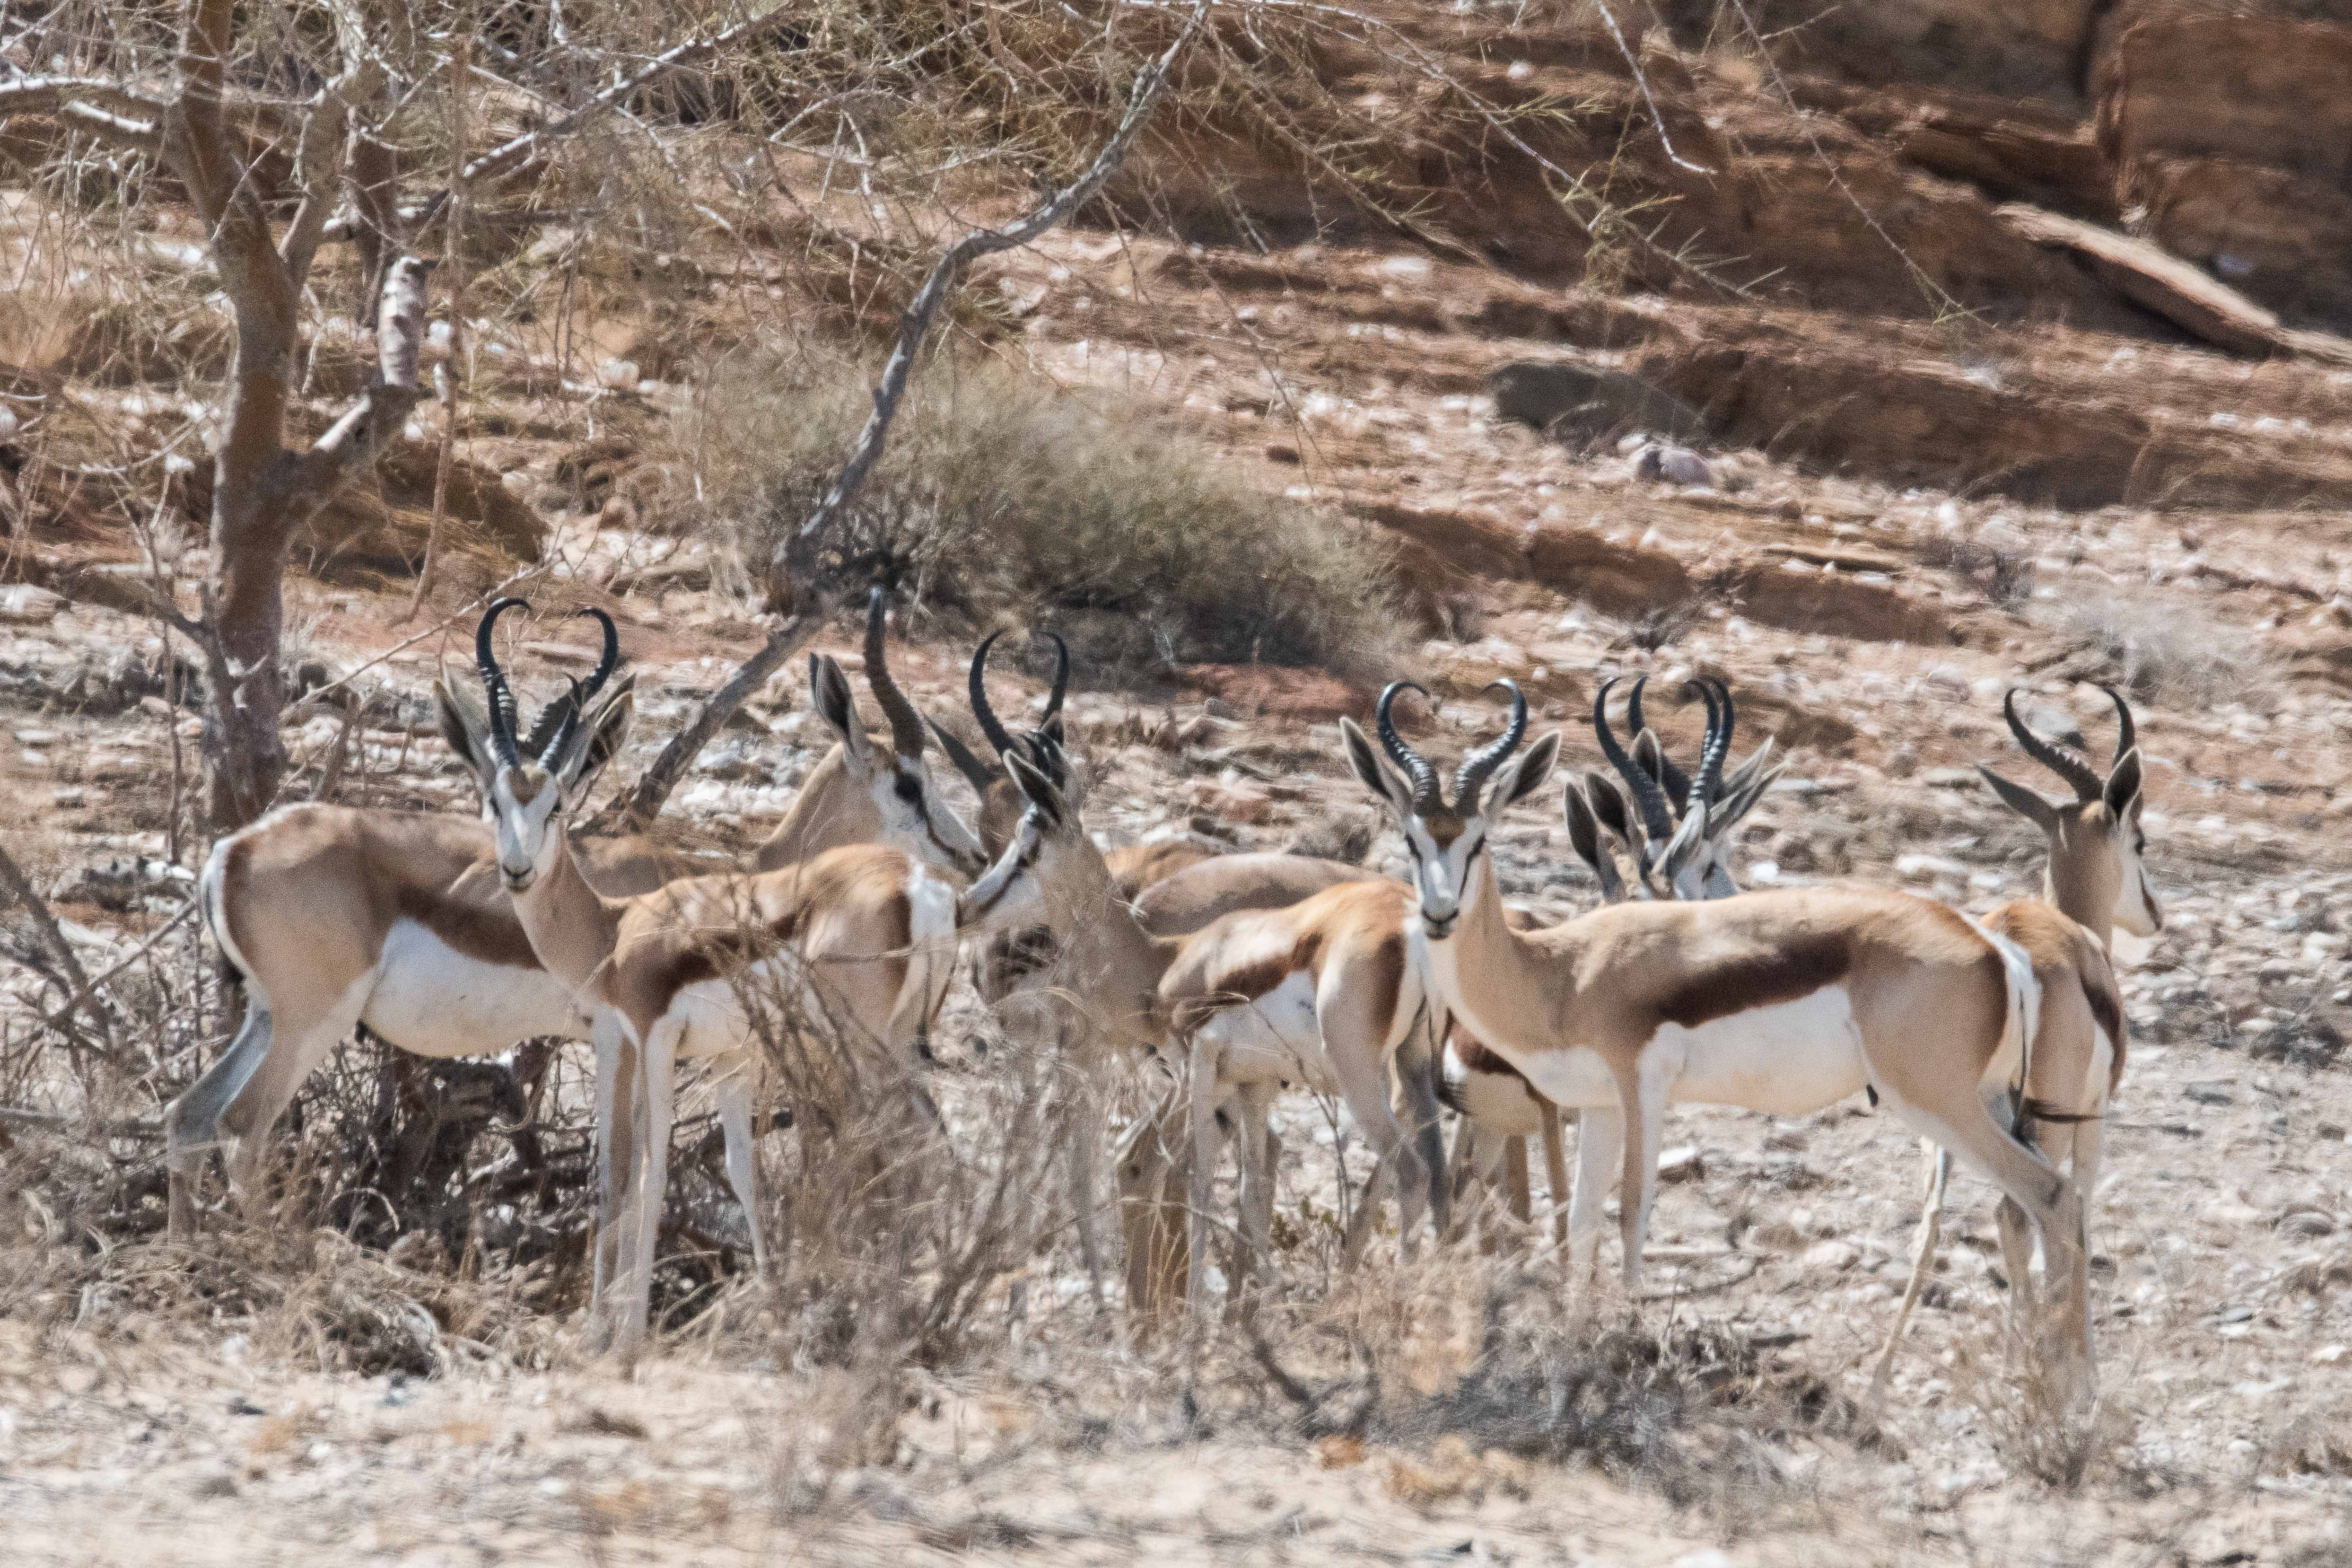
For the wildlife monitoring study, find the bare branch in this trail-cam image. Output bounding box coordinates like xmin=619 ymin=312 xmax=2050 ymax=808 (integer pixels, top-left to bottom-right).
xmin=1590 ymin=0 xmax=1713 ymax=176
xmin=0 ymin=74 xmax=169 ymax=123
xmin=320 ymin=10 xmax=802 ymax=244
xmin=280 ymin=9 xmax=388 ymax=292
xmin=0 ymin=74 xmax=166 ymax=154
xmin=58 ymin=102 xmax=164 ymax=153
xmin=774 ymin=0 xmax=1210 ymax=584
xmin=284 ymin=254 xmax=430 ymax=502
xmin=0 ymin=840 xmax=99 ymax=1022
xmin=39 ymin=896 xmax=201 ymax=1035
xmin=588 ymin=609 xmax=827 ymax=836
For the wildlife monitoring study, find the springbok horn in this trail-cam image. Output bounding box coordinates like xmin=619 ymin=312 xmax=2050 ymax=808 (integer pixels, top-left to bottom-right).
xmin=1687 ymin=676 xmax=1731 ymax=814
xmin=1594 ymin=675 xmax=1677 ymax=841
xmin=968 ymin=630 xmax=1018 ymax=760
xmin=864 ymin=587 xmax=929 ymax=763
xmin=1453 ymin=679 xmax=1529 ymax=813
xmin=475 ymin=597 xmax=529 ymax=767
xmin=2096 ymin=682 xmax=2135 ymax=767
xmin=926 ymin=718 xmax=999 ymax=797
xmin=540 ymin=607 xmax=621 ymax=765
xmin=1039 ymin=631 xmax=1069 ymax=734
xmin=2003 ymin=689 xmax=2103 ymax=802
xmin=1375 ymin=680 xmax=1444 ymax=815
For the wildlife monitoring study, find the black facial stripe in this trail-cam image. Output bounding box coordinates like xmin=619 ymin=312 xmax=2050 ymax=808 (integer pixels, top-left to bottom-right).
xmin=963 ymin=842 xmax=1040 ymax=919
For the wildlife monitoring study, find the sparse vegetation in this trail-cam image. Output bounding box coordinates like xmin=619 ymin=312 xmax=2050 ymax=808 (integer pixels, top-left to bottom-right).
xmin=2041 ymin=586 xmax=2274 ymax=710
xmin=700 ymin=349 xmax=1404 ymax=678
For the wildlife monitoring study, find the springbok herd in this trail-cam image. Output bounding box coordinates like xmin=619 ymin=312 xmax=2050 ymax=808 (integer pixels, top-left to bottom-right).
xmin=163 ymin=589 xmax=2159 ymax=1408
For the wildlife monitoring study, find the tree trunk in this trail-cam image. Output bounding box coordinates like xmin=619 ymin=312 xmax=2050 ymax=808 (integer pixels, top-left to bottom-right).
xmin=204 ymin=478 xmax=298 ymax=827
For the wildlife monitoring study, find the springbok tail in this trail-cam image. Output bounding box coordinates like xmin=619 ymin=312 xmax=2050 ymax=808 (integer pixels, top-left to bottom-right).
xmin=1965 ymin=915 xmax=2043 ymax=1146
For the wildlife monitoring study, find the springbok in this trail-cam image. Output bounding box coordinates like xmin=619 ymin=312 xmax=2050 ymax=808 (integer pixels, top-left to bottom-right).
xmin=1121 ymin=675 xmax=1784 ymax=1316
xmin=165 ymin=589 xmax=985 ymax=1240
xmin=930 ymin=634 xmax=1369 ymax=1297
xmin=1348 ymin=679 xmax=2094 ymax=1385
xmin=1443 ymin=675 xmax=1785 ymax=1234
xmin=457 ymin=600 xmax=1065 ymax=1351
xmin=927 ymin=631 xmax=1226 ymax=1000
xmin=1872 ymin=686 xmax=2148 ymax=1388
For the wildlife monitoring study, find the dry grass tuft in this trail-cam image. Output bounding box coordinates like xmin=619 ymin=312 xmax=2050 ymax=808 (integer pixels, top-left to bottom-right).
xmin=2039 ymin=586 xmax=2274 ymax=710
xmin=1238 ymin=1260 xmax=1872 ymax=1516
xmin=1945 ymin=1323 xmax=2143 ymax=1492
xmin=698 ymin=348 xmax=1404 ymax=680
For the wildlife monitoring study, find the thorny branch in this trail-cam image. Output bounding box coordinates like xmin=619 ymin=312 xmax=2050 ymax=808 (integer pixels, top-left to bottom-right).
xmin=320 ymin=11 xmax=804 ymax=244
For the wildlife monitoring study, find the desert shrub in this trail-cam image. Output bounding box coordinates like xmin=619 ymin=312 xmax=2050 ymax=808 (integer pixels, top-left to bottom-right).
xmin=2038 ymin=585 xmax=2273 ymax=710
xmin=700 ymin=348 xmax=1402 ymax=679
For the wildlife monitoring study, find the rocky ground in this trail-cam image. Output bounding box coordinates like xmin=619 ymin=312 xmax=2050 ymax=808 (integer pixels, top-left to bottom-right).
xmin=7 ymin=0 xmax=2352 ymax=1562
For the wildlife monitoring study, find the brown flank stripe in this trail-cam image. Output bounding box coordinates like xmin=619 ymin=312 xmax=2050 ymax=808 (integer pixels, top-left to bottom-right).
xmin=1651 ymin=933 xmax=1851 ymax=1031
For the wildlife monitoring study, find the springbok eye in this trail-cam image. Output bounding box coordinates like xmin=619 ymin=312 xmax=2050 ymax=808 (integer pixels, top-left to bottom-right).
xmin=894 ymin=776 xmax=922 ymax=804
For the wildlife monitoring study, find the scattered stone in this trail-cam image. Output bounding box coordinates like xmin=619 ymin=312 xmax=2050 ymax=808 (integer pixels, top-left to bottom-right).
xmin=1801 ymin=1240 xmax=1860 ymax=1272
xmin=1657 ymin=1145 xmax=1705 ymax=1183
xmin=0 ymin=585 xmax=65 ymax=624
xmin=2217 ymin=1305 xmax=2256 ymax=1324
xmin=1633 ymin=442 xmax=1714 ymax=486
xmin=2277 ymin=1210 xmax=2336 ymax=1238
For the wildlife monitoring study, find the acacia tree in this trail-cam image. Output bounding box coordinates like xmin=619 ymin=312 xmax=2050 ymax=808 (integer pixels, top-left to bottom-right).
xmin=2 ymin=1 xmax=432 ymax=828
xmin=0 ymin=0 xmax=789 ymax=831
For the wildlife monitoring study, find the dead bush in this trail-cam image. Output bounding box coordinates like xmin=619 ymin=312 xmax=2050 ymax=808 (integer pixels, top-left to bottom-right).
xmin=698 ymin=349 xmax=1403 ymax=681
xmin=2039 ymin=586 xmax=2274 ymax=710
xmin=1239 ymin=1261 xmax=1869 ymax=1516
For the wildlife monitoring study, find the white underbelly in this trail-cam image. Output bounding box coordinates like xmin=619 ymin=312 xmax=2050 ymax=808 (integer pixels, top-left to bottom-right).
xmin=670 ymin=977 xmax=754 ymax=1062
xmin=365 ymin=919 xmax=581 ymax=1057
xmin=1201 ymin=972 xmax=1336 ymax=1094
xmin=1658 ymin=985 xmax=1867 ymax=1116
xmin=1505 ymin=1044 xmax=1622 ymax=1117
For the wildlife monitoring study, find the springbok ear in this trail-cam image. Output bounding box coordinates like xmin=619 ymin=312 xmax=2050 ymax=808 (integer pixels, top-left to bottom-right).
xmin=1631 ymin=727 xmax=1669 ymax=791
xmin=436 ymin=673 xmax=500 ymax=787
xmin=1490 ymin=731 xmax=1561 ymax=815
xmin=1583 ymin=769 xmax=1633 ymax=843
xmin=1711 ymin=762 xmax=1785 ymax=836
xmin=1338 ymin=717 xmax=1414 ymax=818
xmin=1720 ymin=736 xmax=1777 ymax=800
xmin=1657 ymin=798 xmax=1711 ymax=885
xmin=1564 ymin=781 xmax=1627 ymax=904
xmin=1978 ymin=764 xmax=2061 ymax=832
xmin=1004 ymin=746 xmax=1067 ymax=831
xmin=810 ymin=654 xmax=872 ymax=763
xmin=558 ymin=682 xmax=636 ymax=793
xmin=2104 ymin=747 xmax=2144 ymax=820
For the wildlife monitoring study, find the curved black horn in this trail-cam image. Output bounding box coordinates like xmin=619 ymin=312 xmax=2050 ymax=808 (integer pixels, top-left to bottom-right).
xmin=1039 ymin=631 xmax=1069 ymax=732
xmin=967 ymin=631 xmax=1018 ymax=759
xmin=1454 ymin=680 xmax=1529 ymax=813
xmin=538 ymin=606 xmax=621 ymax=765
xmin=2097 ymin=682 xmax=2135 ymax=767
xmin=1594 ymin=675 xmax=1676 ymax=840
xmin=1375 ymin=681 xmax=1443 ymax=814
xmin=475 ymin=597 xmax=527 ymax=767
xmin=2003 ymin=688 xmax=2102 ymax=802
xmin=863 ymin=587 xmax=929 ymax=762
xmin=1687 ymin=676 xmax=1731 ymax=813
